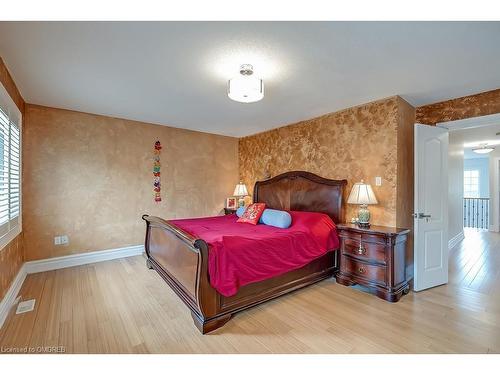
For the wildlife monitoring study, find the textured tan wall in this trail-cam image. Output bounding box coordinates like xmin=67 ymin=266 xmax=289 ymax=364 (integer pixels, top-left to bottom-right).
xmin=239 ymin=97 xmax=402 ymax=226
xmin=416 ymin=88 xmax=500 ymax=125
xmin=23 ymin=105 xmax=239 ymax=261
xmin=0 ymin=56 xmax=24 ymax=300
xmin=0 ymin=235 xmax=23 ymax=300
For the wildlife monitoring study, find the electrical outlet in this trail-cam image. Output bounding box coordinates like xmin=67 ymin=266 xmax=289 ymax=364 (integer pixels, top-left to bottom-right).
xmin=54 ymin=235 xmax=69 ymax=245
xmin=375 ymin=177 xmax=382 ymax=186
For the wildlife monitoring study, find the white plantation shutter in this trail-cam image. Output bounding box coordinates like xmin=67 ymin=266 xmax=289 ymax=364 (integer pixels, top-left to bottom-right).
xmin=0 ymin=82 xmax=21 ymax=248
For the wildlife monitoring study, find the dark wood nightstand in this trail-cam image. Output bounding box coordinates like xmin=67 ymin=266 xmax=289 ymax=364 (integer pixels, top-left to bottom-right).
xmin=224 ymin=208 xmax=237 ymax=215
xmin=335 ymin=223 xmax=412 ymax=302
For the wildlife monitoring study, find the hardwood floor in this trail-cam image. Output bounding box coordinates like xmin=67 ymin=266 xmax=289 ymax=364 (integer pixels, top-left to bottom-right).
xmin=1 ymin=230 xmax=500 ymax=353
xmin=449 ymin=228 xmax=500 ymax=294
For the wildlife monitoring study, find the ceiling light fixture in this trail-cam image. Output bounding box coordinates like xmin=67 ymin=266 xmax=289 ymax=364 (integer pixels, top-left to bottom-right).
xmin=227 ymin=64 xmax=264 ymax=103
xmin=472 ymin=144 xmax=495 ymax=154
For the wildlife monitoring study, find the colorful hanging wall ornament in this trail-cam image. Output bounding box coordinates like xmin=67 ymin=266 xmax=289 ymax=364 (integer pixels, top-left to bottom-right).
xmin=153 ymin=141 xmax=162 ymax=202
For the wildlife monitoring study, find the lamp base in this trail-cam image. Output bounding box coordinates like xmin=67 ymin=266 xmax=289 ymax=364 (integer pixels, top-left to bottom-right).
xmin=356 ymin=222 xmax=371 ymax=228
xmin=238 ymin=198 xmax=245 ymax=207
xmin=357 ymin=204 xmax=371 ymax=227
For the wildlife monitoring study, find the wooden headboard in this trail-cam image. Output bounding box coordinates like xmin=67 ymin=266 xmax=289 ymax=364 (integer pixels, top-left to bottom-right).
xmin=253 ymin=171 xmax=347 ymax=224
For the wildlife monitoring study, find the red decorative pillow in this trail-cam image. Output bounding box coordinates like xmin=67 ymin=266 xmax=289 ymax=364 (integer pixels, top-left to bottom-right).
xmin=237 ymin=203 xmax=266 ymax=225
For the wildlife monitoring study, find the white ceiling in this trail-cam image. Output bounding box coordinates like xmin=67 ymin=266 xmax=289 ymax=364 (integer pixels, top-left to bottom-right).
xmin=454 ymin=120 xmax=500 ymax=159
xmin=0 ymin=22 xmax=499 ymax=137
xmin=463 ymin=148 xmax=489 ymax=159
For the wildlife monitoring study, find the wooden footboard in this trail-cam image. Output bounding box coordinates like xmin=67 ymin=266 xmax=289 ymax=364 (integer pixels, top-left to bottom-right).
xmin=142 ymin=215 xmax=222 ymax=332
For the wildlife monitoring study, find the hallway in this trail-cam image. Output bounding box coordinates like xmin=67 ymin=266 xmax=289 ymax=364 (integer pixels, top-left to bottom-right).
xmin=450 ymin=229 xmax=500 ymax=294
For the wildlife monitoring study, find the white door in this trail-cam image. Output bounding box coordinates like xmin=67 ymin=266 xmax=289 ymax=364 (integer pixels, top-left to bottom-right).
xmin=414 ymin=124 xmax=449 ymax=291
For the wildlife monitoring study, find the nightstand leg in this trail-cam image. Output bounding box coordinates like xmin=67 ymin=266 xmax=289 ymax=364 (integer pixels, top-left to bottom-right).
xmin=335 ymin=273 xmax=357 ymax=287
xmin=376 ymin=283 xmax=410 ymax=302
xmin=376 ymin=289 xmax=401 ymax=302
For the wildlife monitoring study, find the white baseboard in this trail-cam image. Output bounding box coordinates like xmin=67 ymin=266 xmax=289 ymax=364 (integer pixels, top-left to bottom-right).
xmin=448 ymin=231 xmax=465 ymax=250
xmin=0 ymin=244 xmax=144 ymax=329
xmin=0 ymin=263 xmax=27 ymax=329
xmin=25 ymin=245 xmax=144 ymax=274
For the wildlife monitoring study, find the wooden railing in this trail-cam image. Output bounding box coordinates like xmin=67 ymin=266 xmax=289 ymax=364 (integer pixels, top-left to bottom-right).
xmin=463 ymin=197 xmax=489 ymax=229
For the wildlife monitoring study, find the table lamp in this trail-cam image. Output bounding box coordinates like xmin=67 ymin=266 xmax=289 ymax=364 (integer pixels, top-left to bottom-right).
xmin=233 ymin=181 xmax=249 ymax=207
xmin=347 ymin=180 xmax=378 ymax=227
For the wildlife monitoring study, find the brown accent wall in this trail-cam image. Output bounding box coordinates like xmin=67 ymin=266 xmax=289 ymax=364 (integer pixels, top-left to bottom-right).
xmin=23 ymin=105 xmax=239 ymax=261
xmin=416 ymin=88 xmax=500 ymax=125
xmin=0 ymin=57 xmax=25 ymax=300
xmin=239 ymin=96 xmax=414 ymax=227
xmin=396 ymin=98 xmax=415 ymax=230
xmin=396 ymin=98 xmax=416 ymax=278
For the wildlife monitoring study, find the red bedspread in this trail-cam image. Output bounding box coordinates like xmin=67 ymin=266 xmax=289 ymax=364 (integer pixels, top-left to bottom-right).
xmin=169 ymin=211 xmax=339 ymax=297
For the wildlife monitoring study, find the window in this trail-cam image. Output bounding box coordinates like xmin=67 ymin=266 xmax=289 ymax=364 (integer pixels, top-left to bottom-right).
xmin=0 ymin=82 xmax=21 ymax=249
xmin=464 ymin=170 xmax=480 ymax=198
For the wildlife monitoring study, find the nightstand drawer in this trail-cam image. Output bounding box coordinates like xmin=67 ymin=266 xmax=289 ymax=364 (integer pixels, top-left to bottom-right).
xmin=342 ymin=237 xmax=386 ymax=264
xmin=341 ymin=256 xmax=386 ymax=286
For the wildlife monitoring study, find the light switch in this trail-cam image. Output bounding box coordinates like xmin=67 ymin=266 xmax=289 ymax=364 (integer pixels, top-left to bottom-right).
xmin=375 ymin=177 xmax=382 ymax=186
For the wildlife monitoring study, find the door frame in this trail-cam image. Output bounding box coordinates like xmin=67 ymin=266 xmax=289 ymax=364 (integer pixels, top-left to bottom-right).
xmin=493 ymin=157 xmax=500 ymax=232
xmin=438 ymin=113 xmax=500 ymax=234
xmin=437 ymin=113 xmax=500 ymax=131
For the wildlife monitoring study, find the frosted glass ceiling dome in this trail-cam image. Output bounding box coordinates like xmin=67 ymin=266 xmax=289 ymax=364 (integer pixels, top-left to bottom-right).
xmin=227 ymin=64 xmax=264 ymax=103
xmin=472 ymin=144 xmax=495 ymax=154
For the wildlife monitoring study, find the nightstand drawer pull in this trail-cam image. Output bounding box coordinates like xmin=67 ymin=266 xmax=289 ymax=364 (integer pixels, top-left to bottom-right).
xmin=357 ymin=245 xmax=366 ymax=255
xmin=358 ymin=267 xmax=366 ymax=274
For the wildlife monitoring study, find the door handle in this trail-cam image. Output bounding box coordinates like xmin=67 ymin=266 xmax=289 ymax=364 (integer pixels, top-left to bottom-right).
xmin=413 ymin=213 xmax=431 ymax=220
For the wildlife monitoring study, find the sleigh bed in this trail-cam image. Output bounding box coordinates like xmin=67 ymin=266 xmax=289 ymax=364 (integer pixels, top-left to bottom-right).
xmin=142 ymin=171 xmax=347 ymax=333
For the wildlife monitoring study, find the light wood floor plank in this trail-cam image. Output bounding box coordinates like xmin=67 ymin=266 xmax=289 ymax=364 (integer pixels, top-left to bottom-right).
xmin=1 ymin=230 xmax=500 ymax=353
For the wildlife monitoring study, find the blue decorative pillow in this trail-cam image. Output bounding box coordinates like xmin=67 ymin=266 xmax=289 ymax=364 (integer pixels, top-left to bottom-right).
xmin=236 ymin=207 xmax=292 ymax=229
xmin=236 ymin=206 xmax=246 ymax=217
xmin=260 ymin=209 xmax=292 ymax=228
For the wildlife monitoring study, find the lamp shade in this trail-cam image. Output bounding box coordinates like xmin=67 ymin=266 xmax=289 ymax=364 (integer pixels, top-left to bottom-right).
xmin=347 ymin=181 xmax=378 ymax=205
xmin=233 ymin=182 xmax=249 ymax=197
